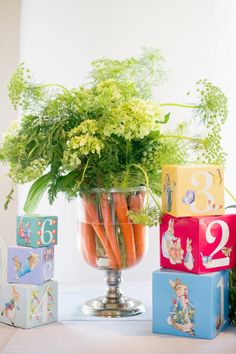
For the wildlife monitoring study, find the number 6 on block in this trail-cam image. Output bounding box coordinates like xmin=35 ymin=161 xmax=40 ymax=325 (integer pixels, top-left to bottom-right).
xmin=16 ymin=215 xmax=58 ymax=248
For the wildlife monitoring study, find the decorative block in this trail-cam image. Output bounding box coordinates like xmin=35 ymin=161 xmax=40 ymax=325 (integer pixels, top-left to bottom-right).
xmin=16 ymin=215 xmax=58 ymax=248
xmin=162 ymin=165 xmax=224 ymax=217
xmin=160 ymin=214 xmax=236 ymax=274
xmin=0 ymin=280 xmax=58 ymax=329
xmin=152 ymin=269 xmax=229 ymax=339
xmin=7 ymin=246 xmax=54 ymax=285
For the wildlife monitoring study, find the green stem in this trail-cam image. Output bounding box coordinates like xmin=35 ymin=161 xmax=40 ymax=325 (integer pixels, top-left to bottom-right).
xmin=77 ymin=158 xmax=90 ymax=188
xmin=149 ymin=189 xmax=161 ymax=211
xmin=40 ymin=83 xmax=70 ymax=93
xmin=159 ymin=135 xmax=197 ymax=142
xmin=160 ymin=102 xmax=197 ymax=109
xmin=225 ymin=186 xmax=236 ymax=203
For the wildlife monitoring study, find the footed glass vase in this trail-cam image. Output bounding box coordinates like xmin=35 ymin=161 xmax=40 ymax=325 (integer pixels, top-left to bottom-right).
xmin=77 ymin=187 xmax=148 ymax=317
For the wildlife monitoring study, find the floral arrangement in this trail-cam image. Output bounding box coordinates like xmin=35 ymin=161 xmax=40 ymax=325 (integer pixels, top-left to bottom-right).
xmin=1 ymin=48 xmax=236 ymax=317
xmin=0 ymin=48 xmax=228 ymax=226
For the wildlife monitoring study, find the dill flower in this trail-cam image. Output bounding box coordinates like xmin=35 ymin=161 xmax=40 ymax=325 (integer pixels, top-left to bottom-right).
xmin=196 ymin=79 xmax=228 ymax=124
xmin=8 ymin=63 xmax=44 ymax=111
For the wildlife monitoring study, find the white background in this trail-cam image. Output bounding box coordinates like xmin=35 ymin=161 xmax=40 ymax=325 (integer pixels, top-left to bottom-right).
xmin=1 ymin=0 xmax=236 ymax=285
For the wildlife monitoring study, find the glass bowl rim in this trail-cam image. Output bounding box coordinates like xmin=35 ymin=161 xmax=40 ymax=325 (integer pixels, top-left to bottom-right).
xmin=81 ymin=186 xmax=147 ymax=194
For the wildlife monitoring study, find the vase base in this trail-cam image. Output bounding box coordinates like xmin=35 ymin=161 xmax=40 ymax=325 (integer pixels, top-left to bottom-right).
xmin=81 ymin=296 xmax=145 ymax=318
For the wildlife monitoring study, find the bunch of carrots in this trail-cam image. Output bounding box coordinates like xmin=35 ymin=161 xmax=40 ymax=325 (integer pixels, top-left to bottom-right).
xmin=80 ymin=190 xmax=147 ymax=269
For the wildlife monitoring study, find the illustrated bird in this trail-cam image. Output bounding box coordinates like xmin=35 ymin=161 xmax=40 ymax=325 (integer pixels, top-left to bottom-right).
xmin=222 ymin=247 xmax=232 ymax=257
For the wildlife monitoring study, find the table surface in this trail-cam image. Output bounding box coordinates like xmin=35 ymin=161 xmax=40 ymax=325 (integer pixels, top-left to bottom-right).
xmin=0 ymin=281 xmax=235 ymax=354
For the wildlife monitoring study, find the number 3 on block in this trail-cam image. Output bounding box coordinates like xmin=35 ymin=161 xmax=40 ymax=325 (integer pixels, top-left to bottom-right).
xmin=190 ymin=171 xmax=214 ymax=213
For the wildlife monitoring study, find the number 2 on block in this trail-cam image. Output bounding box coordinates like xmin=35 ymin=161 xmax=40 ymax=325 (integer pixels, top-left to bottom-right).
xmin=205 ymin=220 xmax=230 ymax=268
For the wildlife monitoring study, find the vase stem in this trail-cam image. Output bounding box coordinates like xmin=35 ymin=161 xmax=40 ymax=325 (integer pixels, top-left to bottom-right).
xmin=81 ymin=269 xmax=145 ymax=317
xmin=103 ymin=270 xmax=124 ymax=306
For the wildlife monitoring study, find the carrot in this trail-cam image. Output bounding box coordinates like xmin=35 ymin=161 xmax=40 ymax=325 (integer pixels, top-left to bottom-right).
xmin=80 ymin=202 xmax=97 ymax=267
xmin=100 ymin=194 xmax=122 ymax=268
xmin=113 ymin=193 xmax=136 ymax=267
xmin=83 ymin=196 xmax=117 ymax=268
xmin=129 ymin=192 xmax=146 ymax=262
xmin=80 ymin=220 xmax=97 ymax=268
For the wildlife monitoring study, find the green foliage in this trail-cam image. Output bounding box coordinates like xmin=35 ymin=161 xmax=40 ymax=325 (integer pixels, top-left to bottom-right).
xmin=90 ymin=47 xmax=166 ymax=99
xmin=0 ymin=48 xmax=228 ymax=225
xmin=141 ymin=134 xmax=187 ymax=194
xmin=24 ymin=173 xmax=52 ymax=214
xmin=127 ymin=206 xmax=160 ymax=227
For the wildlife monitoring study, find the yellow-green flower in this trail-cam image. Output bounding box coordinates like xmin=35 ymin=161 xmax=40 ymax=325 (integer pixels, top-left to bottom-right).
xmin=69 ymin=134 xmax=104 ymax=155
xmin=103 ymin=100 xmax=164 ymax=140
xmin=69 ymin=120 xmax=99 ymax=136
xmin=9 ymin=158 xmax=47 ymax=183
xmin=62 ymin=120 xmax=104 ymax=171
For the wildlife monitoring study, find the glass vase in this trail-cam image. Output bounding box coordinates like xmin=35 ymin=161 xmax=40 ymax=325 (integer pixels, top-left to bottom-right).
xmin=77 ymin=187 xmax=148 ymax=317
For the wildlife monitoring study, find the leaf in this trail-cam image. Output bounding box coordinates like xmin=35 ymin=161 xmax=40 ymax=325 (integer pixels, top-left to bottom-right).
xmin=56 ymin=169 xmax=80 ymax=191
xmin=156 ymin=112 xmax=170 ymax=124
xmin=225 ymin=205 xmax=236 ymax=209
xmin=147 ymin=131 xmax=160 ymax=139
xmin=23 ymin=172 xmax=52 ymax=214
xmin=4 ymin=188 xmax=14 ymax=210
xmin=156 ymin=113 xmax=170 ymax=124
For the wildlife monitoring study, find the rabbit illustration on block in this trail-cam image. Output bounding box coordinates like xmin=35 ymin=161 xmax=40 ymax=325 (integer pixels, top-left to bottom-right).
xmin=184 ymin=238 xmax=194 ymax=271
xmin=13 ymin=252 xmax=40 ymax=279
xmin=161 ymin=219 xmax=184 ymax=264
xmin=18 ymin=218 xmax=32 ymax=246
xmin=167 ymin=278 xmax=195 ymax=336
xmin=161 ymin=219 xmax=177 ymax=258
xmin=8 ymin=246 xmax=54 ymax=285
xmin=168 ymin=238 xmax=184 ymax=265
xmin=1 ymin=286 xmax=21 ymax=326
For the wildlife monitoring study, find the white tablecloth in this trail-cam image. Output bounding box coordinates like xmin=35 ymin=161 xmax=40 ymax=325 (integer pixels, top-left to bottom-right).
xmin=0 ymin=282 xmax=235 ymax=354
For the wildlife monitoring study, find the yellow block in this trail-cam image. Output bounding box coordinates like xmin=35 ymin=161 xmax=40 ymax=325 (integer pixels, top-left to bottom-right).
xmin=162 ymin=165 xmax=224 ymax=217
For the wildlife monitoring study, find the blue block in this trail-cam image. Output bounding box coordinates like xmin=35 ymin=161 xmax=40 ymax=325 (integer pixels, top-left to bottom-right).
xmin=7 ymin=246 xmax=54 ymax=285
xmin=152 ymin=269 xmax=229 ymax=339
xmin=0 ymin=280 xmax=58 ymax=328
xmin=16 ymin=215 xmax=58 ymax=248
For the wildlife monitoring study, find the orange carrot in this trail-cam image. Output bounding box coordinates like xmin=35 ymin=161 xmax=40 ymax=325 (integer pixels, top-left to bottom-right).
xmin=113 ymin=193 xmax=136 ymax=267
xmin=129 ymin=193 xmax=146 ymax=262
xmin=83 ymin=196 xmax=117 ymax=268
xmin=100 ymin=194 xmax=122 ymax=268
xmin=80 ymin=219 xmax=97 ymax=268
